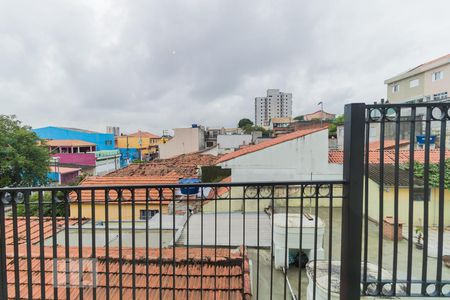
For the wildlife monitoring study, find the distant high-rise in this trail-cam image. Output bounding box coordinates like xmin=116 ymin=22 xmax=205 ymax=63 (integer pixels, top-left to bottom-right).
xmin=255 ymin=89 xmax=292 ymax=127
xmin=106 ymin=126 xmax=120 ymax=136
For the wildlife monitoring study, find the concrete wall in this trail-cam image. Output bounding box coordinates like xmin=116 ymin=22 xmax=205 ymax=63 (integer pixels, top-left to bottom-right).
xmin=219 ymin=130 xmax=343 ymax=182
xmin=366 ymin=178 xmax=450 ymax=227
xmin=33 ymin=126 xmax=115 ymax=150
xmin=423 ymin=63 xmax=450 ymax=97
xmin=51 ymin=153 xmax=96 ymax=166
xmin=95 ymin=155 xmax=120 ymax=175
xmin=387 ymin=73 xmax=425 ymax=103
xmin=217 ymin=134 xmax=252 ymax=152
xmin=159 ymin=128 xmax=204 ymax=159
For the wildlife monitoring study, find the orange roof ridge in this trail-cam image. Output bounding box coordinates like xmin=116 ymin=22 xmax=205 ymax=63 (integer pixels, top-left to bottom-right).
xmin=217 ymin=127 xmax=328 ymax=163
xmin=128 ymin=130 xmax=160 ymax=138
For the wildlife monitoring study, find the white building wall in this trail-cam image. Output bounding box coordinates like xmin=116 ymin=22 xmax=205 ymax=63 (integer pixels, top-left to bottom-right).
xmin=95 ymin=156 xmax=120 ymax=176
xmin=159 ymin=128 xmax=203 ymax=159
xmin=219 ymin=130 xmax=342 ymax=182
xmin=217 ymin=135 xmax=252 ymax=153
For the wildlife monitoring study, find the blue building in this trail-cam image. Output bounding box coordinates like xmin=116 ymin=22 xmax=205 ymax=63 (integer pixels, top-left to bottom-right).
xmin=33 ymin=126 xmax=115 ymax=151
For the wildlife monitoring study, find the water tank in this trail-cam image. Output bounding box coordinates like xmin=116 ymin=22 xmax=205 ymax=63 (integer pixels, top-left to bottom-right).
xmin=179 ymin=178 xmax=201 ymax=195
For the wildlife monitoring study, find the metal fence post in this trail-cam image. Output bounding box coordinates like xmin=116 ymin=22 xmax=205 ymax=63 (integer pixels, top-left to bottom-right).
xmin=340 ymin=103 xmax=365 ymax=299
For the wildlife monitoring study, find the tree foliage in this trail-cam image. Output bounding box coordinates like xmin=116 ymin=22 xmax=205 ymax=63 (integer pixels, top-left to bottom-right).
xmin=0 ymin=115 xmax=50 ymax=187
xmin=16 ymin=191 xmax=66 ymax=217
xmin=410 ymin=159 xmax=450 ymax=189
xmin=328 ymin=114 xmax=345 ymax=137
xmin=238 ymin=118 xmax=253 ymax=129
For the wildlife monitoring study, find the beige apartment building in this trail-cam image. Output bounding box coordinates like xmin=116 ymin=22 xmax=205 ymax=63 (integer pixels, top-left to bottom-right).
xmin=385 ymin=54 xmax=450 ymax=103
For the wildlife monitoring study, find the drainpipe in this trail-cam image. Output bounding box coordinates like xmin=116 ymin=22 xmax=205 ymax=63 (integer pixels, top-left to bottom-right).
xmin=282 ymin=267 xmax=298 ymax=300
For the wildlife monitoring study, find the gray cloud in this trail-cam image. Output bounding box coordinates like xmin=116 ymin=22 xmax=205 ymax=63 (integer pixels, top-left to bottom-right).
xmin=1 ymin=0 xmax=450 ymax=134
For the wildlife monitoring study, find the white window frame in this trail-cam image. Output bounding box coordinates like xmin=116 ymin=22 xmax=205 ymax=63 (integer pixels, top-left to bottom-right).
xmin=432 ymin=71 xmax=444 ymax=81
xmin=392 ymin=84 xmax=400 ymax=93
xmin=409 ymin=79 xmax=419 ymax=88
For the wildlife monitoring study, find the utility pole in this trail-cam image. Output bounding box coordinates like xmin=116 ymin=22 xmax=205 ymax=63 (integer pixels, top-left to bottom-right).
xmin=318 ymin=101 xmax=324 ymax=126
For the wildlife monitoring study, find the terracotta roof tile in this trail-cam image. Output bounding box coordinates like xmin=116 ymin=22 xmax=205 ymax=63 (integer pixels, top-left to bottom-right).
xmin=3 ymin=217 xmax=87 ymax=246
xmin=45 ymin=140 xmax=96 ymax=147
xmin=4 ymin=246 xmax=251 ymax=299
xmin=49 ymin=166 xmax=81 ymax=174
xmin=329 ymin=149 xmax=450 ymax=164
xmin=217 ymin=127 xmax=328 ymax=163
xmin=76 ymin=175 xmax=180 ymax=203
xmin=107 ymin=153 xmax=219 ymax=178
xmin=368 ymin=140 xmax=409 ymax=150
xmin=127 ymin=131 xmax=160 ymax=139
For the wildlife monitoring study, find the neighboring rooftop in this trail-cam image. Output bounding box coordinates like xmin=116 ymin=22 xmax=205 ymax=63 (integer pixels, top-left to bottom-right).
xmin=368 ymin=140 xmax=410 ymax=151
xmin=127 ymin=130 xmax=160 ymax=139
xmin=106 ymin=153 xmax=220 ymax=178
xmin=45 ymin=139 xmax=96 ymax=147
xmin=49 ymin=166 xmax=81 ymax=174
xmin=76 ymin=173 xmax=181 ymax=203
xmin=217 ymin=127 xmax=328 ymax=163
xmin=385 ymin=53 xmax=450 ymax=84
xmin=328 ymin=149 xmax=450 ymax=164
xmin=60 ymin=127 xmax=101 ymax=134
xmin=368 ymin=164 xmax=424 ymax=187
xmin=4 ymin=246 xmax=251 ymax=299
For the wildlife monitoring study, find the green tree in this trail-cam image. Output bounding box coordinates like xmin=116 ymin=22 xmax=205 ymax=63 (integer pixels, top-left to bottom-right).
xmin=294 ymin=115 xmax=304 ymax=121
xmin=0 ymin=115 xmax=50 ymax=187
xmin=16 ymin=191 xmax=66 ymax=217
xmin=409 ymin=160 xmax=450 ymax=189
xmin=238 ymin=118 xmax=253 ymax=129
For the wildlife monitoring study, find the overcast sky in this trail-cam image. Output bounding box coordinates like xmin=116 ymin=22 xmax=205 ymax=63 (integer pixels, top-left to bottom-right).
xmin=1 ymin=0 xmax=449 ymax=134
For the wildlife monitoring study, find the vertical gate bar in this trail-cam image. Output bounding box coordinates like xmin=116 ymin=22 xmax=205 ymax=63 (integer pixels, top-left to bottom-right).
xmin=159 ymin=188 xmax=163 ymax=300
xmin=363 ymin=110 xmax=370 ymax=294
xmin=38 ymin=191 xmax=45 ymax=300
xmin=406 ymin=107 xmax=416 ymax=295
xmin=340 ymin=103 xmax=365 ymax=300
xmin=171 ymin=188 xmax=176 ymax=300
xmin=0 ymin=191 xmax=8 ymax=299
xmin=64 ymin=191 xmax=70 ymax=300
xmin=11 ymin=193 xmax=20 ymax=300
xmin=131 ymin=189 xmax=136 ymax=300
xmin=298 ymin=185 xmax=304 ymax=299
xmin=270 ymin=185 xmax=275 ymax=300
xmin=200 ymin=187 xmax=204 ymax=300
xmin=283 ymin=185 xmax=288 ymax=300
xmin=436 ymin=107 xmax=446 ymax=295
xmin=256 ymin=186 xmax=260 ymax=300
xmin=327 ymin=185 xmax=333 ymax=300
xmin=90 ymin=189 xmax=97 ymax=300
xmin=214 ymin=187 xmax=218 ymax=299
xmin=186 ymin=191 xmax=190 ymax=300
xmin=24 ymin=191 xmax=33 ymax=300
xmin=145 ymin=188 xmax=149 ymax=300
xmin=117 ymin=189 xmax=123 ymax=300
xmin=421 ymin=106 xmax=431 ymax=295
xmin=104 ymin=189 xmax=110 ymax=300
xmin=392 ymin=107 xmax=401 ymax=295
xmin=228 ymin=185 xmax=232 ymax=300
xmin=377 ymin=114 xmax=385 ymax=293
xmin=313 ymin=185 xmax=319 ymax=300
xmin=51 ymin=190 xmax=58 ymax=299
xmin=78 ymin=190 xmax=84 ymax=300
xmin=242 ymin=186 xmax=246 ymax=299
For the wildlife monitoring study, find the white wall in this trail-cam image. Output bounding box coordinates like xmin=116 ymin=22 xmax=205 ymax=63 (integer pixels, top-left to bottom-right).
xmin=95 ymin=156 xmax=120 ymax=175
xmin=159 ymin=128 xmax=203 ymax=159
xmin=219 ymin=130 xmax=343 ymax=182
xmin=217 ymin=135 xmax=252 ymax=153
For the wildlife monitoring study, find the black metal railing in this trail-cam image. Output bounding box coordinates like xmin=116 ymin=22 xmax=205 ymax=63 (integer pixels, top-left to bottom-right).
xmin=0 ymin=181 xmax=345 ymax=299
xmin=361 ymin=102 xmax=450 ymax=297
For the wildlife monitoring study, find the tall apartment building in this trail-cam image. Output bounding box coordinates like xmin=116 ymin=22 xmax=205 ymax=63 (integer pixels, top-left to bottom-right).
xmin=255 ymin=89 xmax=292 ymax=126
xmin=385 ymin=54 xmax=450 ymax=103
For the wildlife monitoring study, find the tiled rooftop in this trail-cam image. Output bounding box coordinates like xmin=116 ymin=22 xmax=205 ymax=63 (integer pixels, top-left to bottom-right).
xmin=127 ymin=131 xmax=160 ymax=139
xmin=368 ymin=139 xmax=409 ymax=150
xmin=217 ymin=127 xmax=328 ymax=163
xmin=3 ymin=217 xmax=87 ymax=246
xmin=107 ymin=153 xmax=220 ymax=178
xmin=328 ymin=149 xmax=450 ymax=164
xmin=4 ymin=246 xmax=251 ymax=300
xmin=49 ymin=166 xmax=81 ymax=174
xmin=76 ymin=174 xmax=181 ymax=203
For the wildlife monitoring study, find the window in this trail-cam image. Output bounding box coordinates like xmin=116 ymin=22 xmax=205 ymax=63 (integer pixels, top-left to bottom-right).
xmin=413 ymin=188 xmax=430 ymax=202
xmin=432 ymin=71 xmax=444 ymax=81
xmin=433 ymin=92 xmax=448 ymax=101
xmin=409 ymin=79 xmax=419 ymax=88
xmin=140 ymin=209 xmax=159 ymax=220
xmin=392 ymin=84 xmax=400 ymax=93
